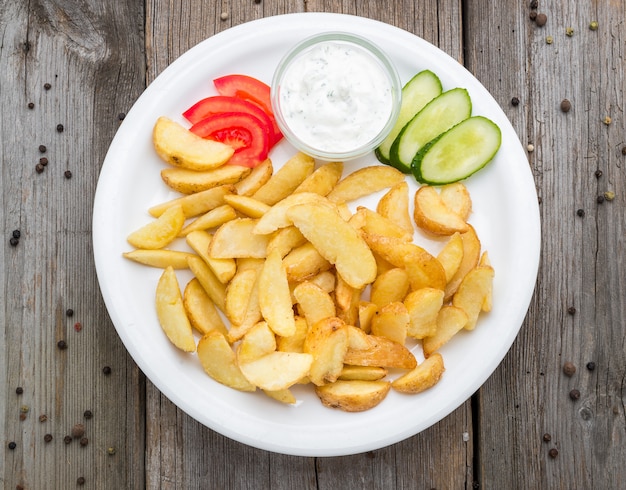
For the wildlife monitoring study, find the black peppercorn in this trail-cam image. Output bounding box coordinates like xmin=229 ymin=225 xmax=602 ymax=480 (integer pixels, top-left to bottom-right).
xmin=38 ymin=144 xmax=47 ymax=153
xmin=83 ymin=409 xmax=93 ymax=419
xmin=28 ymin=102 xmax=35 ymax=109
xmin=530 ymin=0 xmax=538 ymax=9
xmin=510 ymin=97 xmax=519 ymax=106
xmin=44 ymin=433 xmax=53 ymax=442
xmin=586 ymin=361 xmax=596 ymax=371
xmin=8 ymin=441 xmax=17 ymax=449
xmin=39 ymin=157 xmax=48 ymax=166
xmin=35 ymin=163 xmax=45 ymax=173
xmin=548 ymin=448 xmax=558 ymax=458
xmin=63 ymin=435 xmax=72 ymax=444
xmin=44 ymin=82 xmax=51 ymax=90
xmin=77 ymin=477 xmax=86 ymax=485
xmin=569 ymin=389 xmax=581 ymax=401
xmin=16 ymin=386 xmax=23 ymax=395
xmin=79 ymin=437 xmax=89 ymax=447
xmin=542 ymin=433 xmax=552 ymax=442
xmin=597 ymin=195 xmax=605 ymax=203
xmin=118 ymin=112 xmax=126 ymax=121
xmin=622 ymin=146 xmax=626 ymax=155
xmin=10 ymin=237 xmax=19 ymax=246
xmin=64 ymin=170 xmax=72 ymax=179
xmin=529 ymin=11 xmax=537 ymax=21
xmin=560 ymin=99 xmax=571 ymax=112
xmin=39 ymin=414 xmax=48 ymax=422
xmin=102 ymin=366 xmax=112 ymax=375
xmin=12 ymin=230 xmax=20 ymax=239
xmin=567 ymin=306 xmax=576 ymax=315
xmin=576 ymin=209 xmax=585 ymax=217
xmin=595 ymin=169 xmax=603 ymax=178
xmin=562 ymin=362 xmax=576 ymax=377
xmin=66 ymin=308 xmax=74 ymax=317
xmin=71 ymin=424 xmax=85 ymax=439
xmin=535 ymin=13 xmax=547 ymax=26
xmin=56 ymin=123 xmax=64 ymax=132
xmin=57 ymin=340 xmax=67 ymax=350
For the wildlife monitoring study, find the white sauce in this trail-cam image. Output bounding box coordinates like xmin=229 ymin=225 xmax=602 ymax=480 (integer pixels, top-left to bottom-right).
xmin=278 ymin=41 xmax=394 ymax=154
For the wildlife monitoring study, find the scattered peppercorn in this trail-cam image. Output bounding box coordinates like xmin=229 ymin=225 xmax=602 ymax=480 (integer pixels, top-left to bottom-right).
xmin=44 ymin=434 xmax=53 ymax=442
xmin=107 ymin=446 xmax=116 ymax=455
xmin=622 ymin=146 xmax=626 ymax=155
xmin=64 ymin=170 xmax=72 ymax=179
xmin=28 ymin=102 xmax=35 ymax=109
xmin=83 ymin=410 xmax=93 ymax=419
xmin=44 ymin=82 xmax=51 ymax=90
xmin=38 ymin=144 xmax=47 ymax=153
xmin=548 ymin=448 xmax=559 ymax=458
xmin=529 ymin=11 xmax=537 ymax=21
xmin=597 ymin=195 xmax=605 ymax=204
xmin=35 ymin=163 xmax=45 ymax=173
xmin=66 ymin=308 xmax=74 ymax=317
xmin=16 ymin=386 xmax=23 ymax=395
xmin=565 ymin=27 xmax=574 ymax=36
xmin=604 ymin=191 xmax=615 ymax=201
xmin=585 ymin=362 xmax=596 ymax=371
xmin=545 ymin=36 xmax=553 ymax=44
xmin=511 ymin=96 xmax=520 ymax=106
xmin=563 ymin=362 xmax=576 ymax=377
xmin=118 ymin=112 xmax=126 ymax=121
xmin=603 ymin=116 xmax=612 ymax=125
xmin=57 ymin=340 xmax=68 ymax=350
xmin=567 ymin=306 xmax=576 ymax=315
xmin=64 ymin=435 xmax=72 ymax=444
xmin=595 ymin=169 xmax=603 ymax=178
xmin=17 ymin=485 xmax=25 ymax=490
xmin=20 ymin=405 xmax=30 ymax=414
xmin=19 ymin=413 xmax=27 ymax=421
xmin=535 ymin=13 xmax=547 ymax=26
xmin=542 ymin=433 xmax=552 ymax=442
xmin=56 ymin=123 xmax=64 ymax=132
xmin=576 ymin=209 xmax=585 ymax=217
xmin=589 ymin=21 xmax=598 ymax=30
xmin=39 ymin=414 xmax=48 ymax=422
xmin=529 ymin=0 xmax=538 ymax=9
xmin=8 ymin=441 xmax=17 ymax=450
xmin=39 ymin=157 xmax=49 ymax=166
xmin=569 ymin=389 xmax=581 ymax=401
xmin=10 ymin=237 xmax=19 ymax=246
xmin=220 ymin=11 xmax=228 ymax=20
xmin=79 ymin=437 xmax=89 ymax=447
xmin=73 ymin=321 xmax=82 ymax=332
xmin=77 ymin=477 xmax=86 ymax=485
xmin=527 ymin=143 xmax=535 ymax=152
xmin=71 ymin=423 xmax=85 ymax=439
xmin=102 ymin=366 xmax=112 ymax=375
xmin=560 ymin=99 xmax=571 ymax=112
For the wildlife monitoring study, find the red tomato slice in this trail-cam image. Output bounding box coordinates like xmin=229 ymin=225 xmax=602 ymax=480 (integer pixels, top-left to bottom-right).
xmin=190 ymin=112 xmax=270 ymax=168
xmin=213 ymin=75 xmax=283 ymax=146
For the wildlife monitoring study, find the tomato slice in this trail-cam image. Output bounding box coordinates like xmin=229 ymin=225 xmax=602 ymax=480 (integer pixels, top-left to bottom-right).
xmin=213 ymin=75 xmax=283 ymax=146
xmin=190 ymin=112 xmax=270 ymax=168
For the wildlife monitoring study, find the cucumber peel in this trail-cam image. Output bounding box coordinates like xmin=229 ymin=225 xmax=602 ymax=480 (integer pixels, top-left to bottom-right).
xmin=411 ymin=116 xmax=501 ymax=185
xmin=375 ymin=70 xmax=442 ymax=166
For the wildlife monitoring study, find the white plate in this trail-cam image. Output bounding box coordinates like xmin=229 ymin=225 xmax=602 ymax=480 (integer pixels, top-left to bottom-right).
xmin=93 ymin=13 xmax=540 ymax=457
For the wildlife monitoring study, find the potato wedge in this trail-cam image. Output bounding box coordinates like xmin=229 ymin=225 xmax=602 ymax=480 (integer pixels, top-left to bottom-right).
xmin=444 ymin=225 xmax=481 ymax=301
xmin=288 ymin=202 xmax=377 ymax=289
xmin=185 ymin=231 xmax=236 ymax=284
xmin=252 ymin=152 xmax=315 ymax=205
xmin=186 ymin=255 xmax=226 ymax=312
xmin=440 ymin=182 xmax=472 ymax=221
xmin=370 ymin=301 xmax=409 ymax=345
xmin=259 ymin=249 xmax=296 ymax=337
xmin=276 ymin=316 xmax=309 ymax=353
xmin=234 ymin=158 xmax=273 ymax=196
xmin=293 ymin=281 xmax=336 ymax=328
xmin=338 ymin=365 xmax=388 ymax=381
xmin=161 ymin=165 xmax=251 ymax=194
xmin=303 ymin=317 xmax=349 ymax=386
xmin=179 ymin=204 xmax=238 ymax=237
xmin=370 ymin=267 xmax=410 ymax=307
xmin=223 ymin=194 xmax=271 ymax=218
xmin=437 ymin=232 xmax=464 ymax=283
xmin=236 ymin=321 xmax=276 ymax=365
xmin=226 ymin=271 xmax=262 ymax=343
xmin=197 ymin=331 xmax=255 ymax=391
xmin=123 ymin=249 xmax=196 ymax=269
xmin=127 ymin=204 xmax=185 ymax=250
xmin=392 ymin=352 xmax=445 ymax=394
xmin=183 ymin=278 xmax=228 ymax=336
xmin=293 ymin=161 xmax=343 ymax=196
xmin=266 ymin=226 xmax=307 ymax=258
xmin=254 ymin=192 xmax=330 ymax=235
xmin=404 ymin=287 xmax=445 ymax=339
xmin=153 ymin=116 xmax=234 ymax=170
xmin=344 ymin=325 xmax=416 ymax=369
xmin=358 ymin=206 xmax=413 ymax=242
xmin=149 ymin=184 xmax=234 ymax=218
xmin=239 ymin=351 xmax=313 ymax=391
xmin=155 ymin=266 xmax=196 ymax=352
xmin=263 ymin=388 xmax=297 ymax=404
xmin=422 ymin=305 xmax=468 ymax=357
xmin=209 ymin=218 xmax=270 ymax=259
xmin=358 ymin=301 xmax=378 ymax=334
xmin=376 ymin=181 xmax=413 ymax=235
xmin=283 ymin=242 xmax=332 ymax=282
xmin=315 ymin=380 xmax=391 ymax=412
xmin=403 ymin=246 xmax=447 ymax=291
xmin=327 ymin=165 xmax=405 ymax=203
xmin=479 ymin=252 xmax=493 ymax=312
xmin=413 ymin=185 xmax=469 ymax=235
xmin=452 ymin=265 xmax=495 ymax=330
xmin=225 ymin=268 xmax=257 ymax=325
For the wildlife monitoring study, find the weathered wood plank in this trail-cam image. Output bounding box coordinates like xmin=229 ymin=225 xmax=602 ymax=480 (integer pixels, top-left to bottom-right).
xmin=1 ymin=1 xmax=146 ymax=489
xmin=465 ymin=1 xmax=626 ymax=488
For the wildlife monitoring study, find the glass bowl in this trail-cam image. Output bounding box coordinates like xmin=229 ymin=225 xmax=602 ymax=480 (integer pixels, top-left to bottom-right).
xmin=271 ymin=32 xmax=402 ymax=161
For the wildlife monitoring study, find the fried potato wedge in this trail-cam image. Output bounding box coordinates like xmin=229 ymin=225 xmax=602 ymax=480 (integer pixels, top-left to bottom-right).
xmin=452 ymin=265 xmax=495 ymax=330
xmin=327 ymin=165 xmax=405 ymax=203
xmin=222 ymin=194 xmax=271 ymax=218
xmin=440 ymin=182 xmax=472 ymax=221
xmin=149 ymin=184 xmax=234 ymax=218
xmin=263 ymin=388 xmax=297 ymax=404
xmin=392 ymin=352 xmax=445 ymax=394
xmin=225 ymin=268 xmax=257 ymax=325
xmin=444 ymin=225 xmax=481 ymax=300
xmin=288 ymin=202 xmax=377 ymax=289
xmin=236 ymin=321 xmax=276 ymax=365
xmin=304 ymin=317 xmax=349 ymax=386
xmin=422 ymin=305 xmax=468 ymax=357
xmin=179 ymin=204 xmax=238 ymax=237
xmin=161 ymin=165 xmax=251 ymax=195
xmin=404 ymin=287 xmax=445 ymax=339
xmin=437 ymin=232 xmax=464 ymax=283
xmin=123 ymin=249 xmax=196 ymax=269
xmin=293 ymin=161 xmax=343 ymax=196
xmin=404 ymin=246 xmax=447 ymax=291
xmin=209 ymin=218 xmax=270 ymax=259
xmin=155 ymin=266 xmax=196 ymax=352
xmin=183 ymin=278 xmax=228 ymax=336
xmin=413 ymin=185 xmax=469 ymax=235
xmin=127 ymin=204 xmax=185 ymax=250
xmin=185 ymin=231 xmax=236 ymax=284
xmin=293 ymin=281 xmax=336 ymax=328
xmin=226 ymin=271 xmax=262 ymax=343
xmin=344 ymin=326 xmax=416 ymax=369
xmin=283 ymin=243 xmax=332 ymax=283
xmin=239 ymin=351 xmax=313 ymax=391
xmin=479 ymin=252 xmax=493 ymax=312
xmin=266 ymin=226 xmax=307 ymax=258
xmin=358 ymin=206 xmax=413 ymax=241
xmin=376 ymin=181 xmax=413 ymax=235
xmin=254 ymin=192 xmax=330 ymax=235
xmin=370 ymin=267 xmax=410 ymax=307
xmin=338 ymin=365 xmax=388 ymax=381
xmin=186 ymin=255 xmax=226 ymax=312
xmin=252 ymin=152 xmax=315 ymax=205
xmin=370 ymin=301 xmax=410 ymax=345
xmin=259 ymin=249 xmax=296 ymax=337
xmin=315 ymin=380 xmax=391 ymax=412
xmin=153 ymin=116 xmax=234 ymax=170
xmin=276 ymin=316 xmax=309 ymax=353
xmin=197 ymin=330 xmax=255 ymax=391
xmin=334 ymin=274 xmax=361 ymax=327
xmin=358 ymin=301 xmax=378 ymax=334
xmin=234 ymin=158 xmax=273 ymax=196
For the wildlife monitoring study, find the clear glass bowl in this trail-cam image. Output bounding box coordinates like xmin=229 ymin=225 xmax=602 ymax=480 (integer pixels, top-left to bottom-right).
xmin=271 ymin=32 xmax=402 ymax=161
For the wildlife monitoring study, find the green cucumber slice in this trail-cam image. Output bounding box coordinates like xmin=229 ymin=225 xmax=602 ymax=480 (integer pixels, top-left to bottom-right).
xmin=375 ymin=70 xmax=442 ymax=165
xmin=389 ymin=88 xmax=472 ymax=173
xmin=411 ymin=116 xmax=501 ymax=185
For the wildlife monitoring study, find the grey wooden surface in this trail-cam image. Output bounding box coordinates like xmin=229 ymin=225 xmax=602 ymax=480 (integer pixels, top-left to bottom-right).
xmin=2 ymin=1 xmax=624 ymax=489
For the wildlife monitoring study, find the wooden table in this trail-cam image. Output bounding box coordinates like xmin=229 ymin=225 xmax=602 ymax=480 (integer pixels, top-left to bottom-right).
xmin=2 ymin=1 xmax=625 ymax=488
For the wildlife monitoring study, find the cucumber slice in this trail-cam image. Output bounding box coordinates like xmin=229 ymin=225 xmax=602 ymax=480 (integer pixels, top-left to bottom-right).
xmin=375 ymin=70 xmax=442 ymax=165
xmin=389 ymin=88 xmax=472 ymax=173
xmin=411 ymin=116 xmax=501 ymax=185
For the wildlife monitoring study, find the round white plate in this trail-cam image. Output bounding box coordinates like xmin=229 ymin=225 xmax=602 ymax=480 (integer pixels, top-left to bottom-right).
xmin=93 ymin=13 xmax=540 ymax=457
